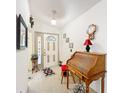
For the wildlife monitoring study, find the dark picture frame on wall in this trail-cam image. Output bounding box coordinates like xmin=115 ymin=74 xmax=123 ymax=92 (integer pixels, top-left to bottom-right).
xmin=66 ymin=38 xmax=69 ymax=43
xmin=63 ymin=33 xmax=66 ymax=38
xmin=16 ymin=14 xmax=28 ymax=50
xmin=69 ymin=43 xmax=73 ymax=48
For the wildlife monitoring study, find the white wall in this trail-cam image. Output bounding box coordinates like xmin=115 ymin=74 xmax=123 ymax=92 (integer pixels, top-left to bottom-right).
xmin=61 ymin=0 xmax=107 ymax=93
xmin=16 ymin=0 xmax=30 ymax=93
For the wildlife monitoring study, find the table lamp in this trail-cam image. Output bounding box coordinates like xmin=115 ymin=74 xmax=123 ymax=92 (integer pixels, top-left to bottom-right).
xmin=84 ymin=39 xmax=92 ymax=52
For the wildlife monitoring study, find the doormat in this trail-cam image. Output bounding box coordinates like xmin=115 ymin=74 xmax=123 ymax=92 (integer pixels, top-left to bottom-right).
xmin=42 ymin=68 xmax=55 ymax=76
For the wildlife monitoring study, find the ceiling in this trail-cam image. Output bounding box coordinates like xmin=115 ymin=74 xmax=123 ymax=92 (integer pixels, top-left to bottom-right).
xmin=29 ymin=0 xmax=101 ymax=28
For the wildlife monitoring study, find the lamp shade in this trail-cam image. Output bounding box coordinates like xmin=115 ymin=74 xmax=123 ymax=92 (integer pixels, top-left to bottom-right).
xmin=84 ymin=39 xmax=92 ymax=45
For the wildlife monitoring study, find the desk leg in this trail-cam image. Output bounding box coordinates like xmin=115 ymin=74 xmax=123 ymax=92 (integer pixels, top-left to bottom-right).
xmin=101 ymin=76 xmax=105 ymax=93
xmin=86 ymin=82 xmax=90 ymax=93
xmin=61 ymin=72 xmax=64 ymax=84
xmin=67 ymin=70 xmax=69 ymax=89
xmin=79 ymin=79 xmax=81 ymax=84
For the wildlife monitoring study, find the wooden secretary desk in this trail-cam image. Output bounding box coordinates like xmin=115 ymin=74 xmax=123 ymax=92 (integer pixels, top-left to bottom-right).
xmin=66 ymin=51 xmax=106 ymax=93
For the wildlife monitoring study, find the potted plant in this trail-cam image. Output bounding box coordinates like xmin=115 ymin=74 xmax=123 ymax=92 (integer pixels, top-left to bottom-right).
xmin=31 ymin=54 xmax=38 ymax=60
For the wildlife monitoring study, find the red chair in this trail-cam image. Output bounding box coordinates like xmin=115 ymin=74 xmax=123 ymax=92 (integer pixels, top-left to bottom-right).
xmin=61 ymin=64 xmax=75 ymax=84
xmin=61 ymin=64 xmax=68 ymax=84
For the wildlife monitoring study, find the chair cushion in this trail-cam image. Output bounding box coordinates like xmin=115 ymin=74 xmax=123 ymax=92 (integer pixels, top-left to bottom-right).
xmin=61 ymin=65 xmax=67 ymax=71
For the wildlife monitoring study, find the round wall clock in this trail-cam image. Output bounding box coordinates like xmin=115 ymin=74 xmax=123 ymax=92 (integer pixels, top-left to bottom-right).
xmin=87 ymin=24 xmax=96 ymax=40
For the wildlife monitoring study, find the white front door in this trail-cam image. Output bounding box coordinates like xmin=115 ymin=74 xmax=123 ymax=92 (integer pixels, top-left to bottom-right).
xmin=43 ymin=34 xmax=59 ymax=67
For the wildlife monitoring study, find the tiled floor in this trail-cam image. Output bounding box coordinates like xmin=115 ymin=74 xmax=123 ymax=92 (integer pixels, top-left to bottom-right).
xmin=27 ymin=66 xmax=96 ymax=93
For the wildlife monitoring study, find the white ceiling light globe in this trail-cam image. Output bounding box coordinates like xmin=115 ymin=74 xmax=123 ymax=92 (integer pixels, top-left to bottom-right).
xmin=51 ymin=19 xmax=56 ymax=25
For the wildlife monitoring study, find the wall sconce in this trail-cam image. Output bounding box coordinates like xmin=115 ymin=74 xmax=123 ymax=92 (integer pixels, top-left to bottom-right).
xmin=31 ymin=21 xmax=34 ymax=28
xmin=30 ymin=16 xmax=34 ymax=28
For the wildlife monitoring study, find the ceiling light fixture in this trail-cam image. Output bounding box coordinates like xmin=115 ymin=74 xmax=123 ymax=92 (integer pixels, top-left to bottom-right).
xmin=51 ymin=10 xmax=57 ymax=25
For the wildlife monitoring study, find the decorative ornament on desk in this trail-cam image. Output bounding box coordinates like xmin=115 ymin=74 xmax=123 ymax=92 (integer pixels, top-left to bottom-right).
xmin=83 ymin=39 xmax=92 ymax=52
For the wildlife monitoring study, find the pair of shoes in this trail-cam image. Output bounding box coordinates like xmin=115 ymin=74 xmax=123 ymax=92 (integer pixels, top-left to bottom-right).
xmin=43 ymin=68 xmax=55 ymax=76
